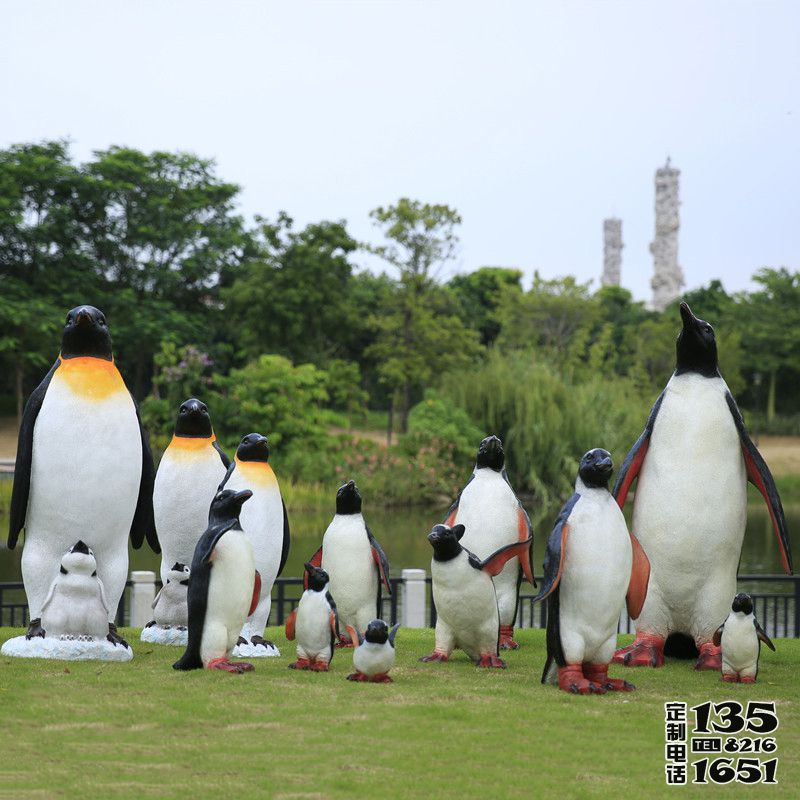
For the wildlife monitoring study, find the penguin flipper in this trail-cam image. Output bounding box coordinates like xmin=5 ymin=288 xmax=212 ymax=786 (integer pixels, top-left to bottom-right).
xmin=725 ymin=392 xmax=793 ymax=574
xmin=278 ymin=499 xmax=291 ymax=577
xmin=367 ymin=527 xmax=391 ymax=595
xmin=443 ymin=474 xmax=473 ymax=527
xmin=218 ymin=460 xmax=235 ymax=491
xmin=532 ymin=493 xmax=580 ymax=603
xmin=542 ymin=587 xmax=565 ymax=682
xmin=754 ymin=619 xmax=776 ymax=652
xmin=212 ymin=440 xmax=231 ymax=469
xmin=346 ymin=624 xmax=364 ymax=646
xmin=196 ymin=520 xmax=238 ymax=566
xmin=712 ymin=624 xmax=724 ymax=648
xmin=388 ymin=623 xmax=401 ymax=647
xmin=8 ymin=361 xmax=58 ymax=549
xmin=471 ymin=536 xmax=534 ymax=578
xmin=303 ymin=546 xmax=323 ymax=590
xmin=130 ymin=396 xmax=158 ymax=552
xmin=285 ymin=608 xmax=297 ymax=641
xmin=151 ymin=586 xmax=163 ymax=610
xmin=626 ymin=532 xmax=650 ymax=620
xmin=613 ymin=391 xmax=665 ymax=509
xmin=249 ymin=571 xmax=261 ymax=616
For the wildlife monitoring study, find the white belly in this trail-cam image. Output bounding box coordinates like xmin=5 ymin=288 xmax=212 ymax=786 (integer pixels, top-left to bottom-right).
xmin=632 ymin=374 xmax=747 ymax=634
xmin=41 ymin=579 xmax=109 ymax=639
xmin=295 ymin=591 xmax=332 ymax=659
xmin=322 ymin=514 xmax=377 ymax=631
xmin=559 ymin=491 xmax=631 ymax=663
xmin=721 ymin=615 xmax=760 ymax=674
xmin=353 ymin=641 xmax=395 ymax=676
xmin=154 ymin=441 xmax=227 ymax=579
xmin=431 ymin=552 xmax=499 ymax=658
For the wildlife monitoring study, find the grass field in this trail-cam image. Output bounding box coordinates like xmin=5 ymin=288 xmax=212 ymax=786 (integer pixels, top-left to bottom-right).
xmin=0 ymin=628 xmax=797 ymax=799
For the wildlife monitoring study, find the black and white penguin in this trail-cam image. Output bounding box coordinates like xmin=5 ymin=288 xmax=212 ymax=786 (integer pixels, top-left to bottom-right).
xmin=613 ymin=303 xmax=792 ymax=671
xmin=713 ymin=593 xmax=775 ymax=683
xmin=346 ymin=619 xmax=400 ymax=682
xmin=305 ymin=481 xmax=390 ymax=646
xmin=153 ymin=399 xmax=230 ymax=591
xmin=8 ymin=305 xmax=157 ymax=646
xmin=173 ymin=488 xmax=260 ymax=673
xmin=444 ymin=435 xmax=534 ymax=650
xmin=533 ymin=450 xmax=649 ymax=694
xmin=218 ymin=433 xmax=290 ymax=656
xmin=40 ymin=541 xmax=113 ymax=642
xmin=285 ymin=562 xmax=338 ymax=671
xmin=420 ymin=524 xmax=534 ymax=668
xmin=147 ymin=563 xmax=191 ymax=630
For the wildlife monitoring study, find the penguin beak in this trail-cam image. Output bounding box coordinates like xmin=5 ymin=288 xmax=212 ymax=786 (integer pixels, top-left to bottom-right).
xmin=679 ymin=302 xmax=696 ymax=328
xmin=234 ymin=489 xmax=253 ymax=504
xmin=76 ymin=309 xmax=93 ymax=327
xmin=597 ymin=456 xmax=612 ymax=471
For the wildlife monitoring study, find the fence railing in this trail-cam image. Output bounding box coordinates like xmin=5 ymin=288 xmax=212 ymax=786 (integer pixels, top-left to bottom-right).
xmin=1 ymin=572 xmax=798 ymax=638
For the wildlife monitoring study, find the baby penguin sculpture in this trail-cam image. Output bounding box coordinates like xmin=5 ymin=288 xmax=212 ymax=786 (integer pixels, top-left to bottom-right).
xmin=146 ymin=563 xmax=190 ymax=630
xmin=714 ymin=593 xmax=775 ymax=683
xmin=346 ymin=619 xmax=400 ymax=683
xmin=534 ymin=449 xmax=650 ymax=694
xmin=285 ymin=562 xmax=339 ymax=671
xmin=421 ymin=524 xmax=533 ymax=668
xmin=41 ymin=541 xmax=113 ymax=643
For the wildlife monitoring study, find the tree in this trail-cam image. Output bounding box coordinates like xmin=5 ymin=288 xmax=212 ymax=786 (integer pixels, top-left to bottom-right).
xmin=367 ymin=199 xmax=481 ymax=432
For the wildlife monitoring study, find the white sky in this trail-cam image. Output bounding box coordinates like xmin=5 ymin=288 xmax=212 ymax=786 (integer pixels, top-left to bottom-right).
xmin=2 ymin=0 xmax=798 ymax=301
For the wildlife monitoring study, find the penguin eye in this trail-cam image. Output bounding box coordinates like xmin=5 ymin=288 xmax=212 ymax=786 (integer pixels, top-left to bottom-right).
xmin=66 ymin=315 xmax=72 ymax=324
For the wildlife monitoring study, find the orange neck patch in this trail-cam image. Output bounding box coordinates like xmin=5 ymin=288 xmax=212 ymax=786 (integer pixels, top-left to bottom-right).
xmin=168 ymin=434 xmax=217 ymax=452
xmin=235 ymin=457 xmax=277 ymax=487
xmin=56 ymin=356 xmax=126 ymax=401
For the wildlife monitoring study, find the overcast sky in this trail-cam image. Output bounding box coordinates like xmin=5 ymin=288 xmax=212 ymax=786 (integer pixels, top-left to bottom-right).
xmin=2 ymin=1 xmax=798 ymax=302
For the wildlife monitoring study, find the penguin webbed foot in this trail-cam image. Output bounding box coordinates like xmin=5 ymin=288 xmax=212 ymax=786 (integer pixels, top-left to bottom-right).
xmin=476 ymin=653 xmax=507 ymax=669
xmin=207 ymin=658 xmax=254 ymax=674
xmin=310 ymin=660 xmax=329 ymax=672
xmin=346 ymin=671 xmax=369 ymax=682
xmin=288 ymin=658 xmax=312 ymax=670
xmin=25 ymin=618 xmax=45 ymax=640
xmin=236 ymin=636 xmax=248 ymax=647
xmin=613 ymin=634 xmax=665 ymax=668
xmin=107 ymin=623 xmax=129 ymax=649
xmin=694 ymin=642 xmax=722 ymax=671
xmin=250 ymin=636 xmax=275 ymax=649
xmin=498 ymin=625 xmax=519 ymax=650
xmin=557 ymin=665 xmax=606 ymax=694
xmin=419 ymin=650 xmax=449 ymax=663
xmin=369 ymin=673 xmax=392 ymax=683
xmin=336 ymin=633 xmax=355 ymax=648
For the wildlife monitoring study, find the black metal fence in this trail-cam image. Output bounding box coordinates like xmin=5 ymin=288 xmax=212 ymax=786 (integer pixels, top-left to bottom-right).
xmin=2 ymin=573 xmax=798 ymax=638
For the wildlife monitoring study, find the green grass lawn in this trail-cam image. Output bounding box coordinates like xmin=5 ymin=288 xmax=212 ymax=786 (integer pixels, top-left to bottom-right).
xmin=0 ymin=628 xmax=797 ymax=799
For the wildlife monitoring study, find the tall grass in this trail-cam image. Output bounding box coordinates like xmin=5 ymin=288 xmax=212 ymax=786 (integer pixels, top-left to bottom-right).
xmin=441 ymin=350 xmax=653 ymax=507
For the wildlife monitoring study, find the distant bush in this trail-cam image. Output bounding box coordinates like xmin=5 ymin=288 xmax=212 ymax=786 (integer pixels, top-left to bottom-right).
xmin=743 ymin=412 xmax=800 ymax=437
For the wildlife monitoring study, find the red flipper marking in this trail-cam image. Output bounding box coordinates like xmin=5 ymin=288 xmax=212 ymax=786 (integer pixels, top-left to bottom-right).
xmin=444 ymin=509 xmax=457 ymax=527
xmin=249 ymin=570 xmax=261 ymax=616
xmin=516 ymin=509 xmax=534 ymax=584
xmin=481 ymin=536 xmax=534 ymax=578
xmin=371 ymin=546 xmax=391 ymax=593
xmin=615 ymin=440 xmax=649 ymax=509
xmin=285 ymin=608 xmax=297 ymax=641
xmin=626 ymin=533 xmax=650 ymax=620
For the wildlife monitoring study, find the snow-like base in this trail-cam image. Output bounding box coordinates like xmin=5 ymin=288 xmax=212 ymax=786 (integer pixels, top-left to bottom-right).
xmin=233 ymin=641 xmax=281 ymax=658
xmin=1 ymin=635 xmax=133 ymax=662
xmin=140 ymin=625 xmax=188 ymax=646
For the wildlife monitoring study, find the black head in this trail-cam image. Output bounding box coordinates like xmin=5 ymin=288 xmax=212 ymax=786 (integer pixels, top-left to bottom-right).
xmin=71 ymin=540 xmax=90 ymax=555
xmin=476 ymin=435 xmax=505 ymax=471
xmin=675 ymin=302 xmax=719 ymax=377
xmin=171 ymin=562 xmax=186 ymax=572
xmin=174 ymin=398 xmax=213 ymax=438
xmin=237 ymin=433 xmax=270 ymax=463
xmin=731 ymin=592 xmax=754 ymax=615
xmin=427 ymin=523 xmax=465 ymax=562
xmin=578 ymin=448 xmax=613 ymax=489
xmin=304 ymin=562 xmax=330 ymax=592
xmin=61 ymin=305 xmax=113 ymax=360
xmin=209 ymin=488 xmax=252 ymax=524
xmin=336 ymin=480 xmax=362 ymax=515
xmin=364 ymin=619 xmax=389 ymax=644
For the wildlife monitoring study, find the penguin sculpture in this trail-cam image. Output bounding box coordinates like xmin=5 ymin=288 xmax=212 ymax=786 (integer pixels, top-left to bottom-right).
xmin=305 ymin=480 xmax=391 ymax=646
xmin=8 ymin=305 xmax=157 ymax=646
xmin=713 ymin=593 xmax=775 ymax=683
xmin=346 ymin=619 xmax=400 ymax=683
xmin=444 ymin=435 xmax=534 ymax=649
xmin=153 ymin=398 xmax=230 ymax=590
xmin=40 ymin=541 xmax=113 ymax=642
xmin=173 ymin=488 xmax=260 ymax=673
xmin=284 ymin=562 xmax=338 ymax=671
xmin=613 ymin=303 xmax=792 ymax=671
xmin=420 ymin=524 xmax=534 ymax=668
xmin=533 ymin=449 xmax=649 ymax=694
xmin=218 ymin=433 xmax=290 ymax=657
xmin=146 ymin=563 xmax=191 ymax=630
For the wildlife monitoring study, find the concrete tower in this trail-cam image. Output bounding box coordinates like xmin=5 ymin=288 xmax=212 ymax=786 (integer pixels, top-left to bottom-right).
xmin=602 ymin=218 xmax=623 ymax=286
xmin=650 ymin=158 xmax=685 ymax=311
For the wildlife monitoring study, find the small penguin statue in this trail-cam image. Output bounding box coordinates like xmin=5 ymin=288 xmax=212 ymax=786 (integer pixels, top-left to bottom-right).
xmin=173 ymin=488 xmax=260 ymax=674
xmin=146 ymin=563 xmax=191 ymax=630
xmin=346 ymin=619 xmax=400 ymax=683
xmin=285 ymin=562 xmax=339 ymax=671
xmin=40 ymin=541 xmax=113 ymax=643
xmin=421 ymin=524 xmax=533 ymax=668
xmin=533 ymin=449 xmax=649 ymax=694
xmin=713 ymin=593 xmax=775 ymax=683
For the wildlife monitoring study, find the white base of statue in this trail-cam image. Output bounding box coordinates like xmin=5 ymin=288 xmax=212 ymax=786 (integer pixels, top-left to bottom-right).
xmin=140 ymin=625 xmax=188 ymax=646
xmin=1 ymin=635 xmax=133 ymax=662
xmin=233 ymin=641 xmax=280 ymax=658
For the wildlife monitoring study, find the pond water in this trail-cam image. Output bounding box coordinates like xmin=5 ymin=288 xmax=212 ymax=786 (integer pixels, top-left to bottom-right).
xmin=1 ymin=499 xmax=797 ymax=586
